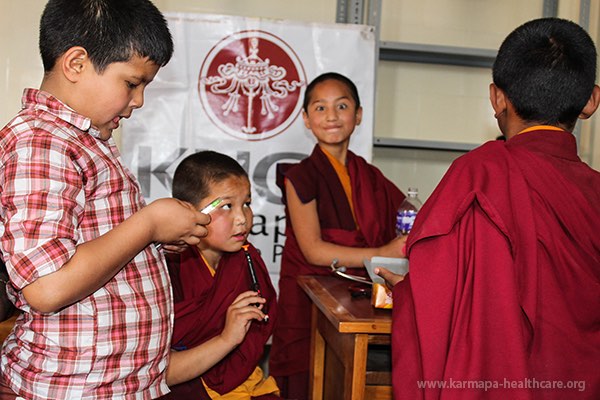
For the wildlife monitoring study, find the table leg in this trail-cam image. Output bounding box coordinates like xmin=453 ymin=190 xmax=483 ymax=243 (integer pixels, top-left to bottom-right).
xmin=309 ymin=304 xmax=325 ymax=400
xmin=344 ymin=333 xmax=368 ymax=400
xmin=320 ymin=324 xmax=369 ymax=400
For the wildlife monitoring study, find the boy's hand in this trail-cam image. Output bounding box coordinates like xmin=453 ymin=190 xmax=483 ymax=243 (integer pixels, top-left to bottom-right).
xmin=375 ymin=267 xmax=405 ymax=289
xmin=220 ymin=291 xmax=267 ymax=347
xmin=165 ymin=291 xmax=267 ymax=386
xmin=379 ymin=235 xmax=408 ymax=258
xmin=144 ymin=198 xmax=210 ymax=245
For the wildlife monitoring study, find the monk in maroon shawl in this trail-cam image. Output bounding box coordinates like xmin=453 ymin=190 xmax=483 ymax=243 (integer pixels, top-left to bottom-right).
xmin=377 ymin=18 xmax=600 ymax=399
xmin=165 ymin=244 xmax=278 ymax=400
xmin=158 ymin=151 xmax=277 ymax=400
xmin=268 ymin=73 xmax=406 ymax=400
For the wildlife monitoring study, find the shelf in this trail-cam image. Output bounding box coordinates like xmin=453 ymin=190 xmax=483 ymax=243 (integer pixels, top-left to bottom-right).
xmin=378 ymin=41 xmax=497 ymax=68
xmin=373 ymin=137 xmax=479 ymax=152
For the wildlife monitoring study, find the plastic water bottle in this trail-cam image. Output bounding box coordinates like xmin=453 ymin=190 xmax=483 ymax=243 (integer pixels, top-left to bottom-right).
xmin=396 ymin=187 xmax=423 ymax=236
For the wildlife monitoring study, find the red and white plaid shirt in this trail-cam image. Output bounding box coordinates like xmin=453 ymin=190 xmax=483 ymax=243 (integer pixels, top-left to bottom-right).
xmin=0 ymin=89 xmax=173 ymax=399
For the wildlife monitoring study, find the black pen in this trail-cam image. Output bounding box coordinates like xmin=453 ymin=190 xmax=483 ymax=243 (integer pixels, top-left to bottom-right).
xmin=242 ymin=244 xmax=269 ymax=322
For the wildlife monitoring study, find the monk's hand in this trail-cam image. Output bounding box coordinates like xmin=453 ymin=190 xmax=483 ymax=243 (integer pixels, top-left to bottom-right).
xmin=220 ymin=291 xmax=267 ymax=347
xmin=375 ymin=267 xmax=405 ymax=289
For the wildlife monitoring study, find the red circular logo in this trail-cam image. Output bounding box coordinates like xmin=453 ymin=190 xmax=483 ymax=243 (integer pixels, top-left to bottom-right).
xmin=198 ymin=30 xmax=306 ymax=141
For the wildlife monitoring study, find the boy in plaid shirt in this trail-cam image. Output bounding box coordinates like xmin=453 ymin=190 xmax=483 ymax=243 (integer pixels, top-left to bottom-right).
xmin=0 ymin=1 xmax=267 ymax=398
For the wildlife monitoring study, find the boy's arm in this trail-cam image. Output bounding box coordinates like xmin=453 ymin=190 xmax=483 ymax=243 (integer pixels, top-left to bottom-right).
xmin=285 ymin=179 xmax=406 ymax=268
xmin=22 ymin=199 xmax=209 ymax=313
xmin=165 ymin=291 xmax=267 ymax=386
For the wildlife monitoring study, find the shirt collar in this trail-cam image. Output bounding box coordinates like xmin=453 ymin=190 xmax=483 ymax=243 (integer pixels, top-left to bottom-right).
xmin=21 ymin=88 xmax=102 ymax=139
xmin=507 ymin=126 xmax=580 ymax=161
xmin=517 ymin=125 xmax=565 ymax=135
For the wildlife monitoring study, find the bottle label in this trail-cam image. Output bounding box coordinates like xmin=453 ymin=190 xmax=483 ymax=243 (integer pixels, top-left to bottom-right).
xmin=396 ymin=210 xmax=417 ymax=235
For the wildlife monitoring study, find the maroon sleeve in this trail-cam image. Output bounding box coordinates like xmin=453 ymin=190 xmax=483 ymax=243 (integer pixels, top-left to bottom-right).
xmin=393 ymin=200 xmax=532 ymax=400
xmin=276 ymin=159 xmax=318 ymax=205
xmin=395 ymin=134 xmax=600 ymax=398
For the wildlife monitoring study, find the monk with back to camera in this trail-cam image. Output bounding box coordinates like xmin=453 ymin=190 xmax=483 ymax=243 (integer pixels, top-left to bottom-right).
xmin=377 ymin=17 xmax=600 ymax=400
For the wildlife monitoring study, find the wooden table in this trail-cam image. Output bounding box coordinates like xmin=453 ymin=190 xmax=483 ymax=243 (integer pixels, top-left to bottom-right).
xmin=298 ymin=275 xmax=393 ymax=400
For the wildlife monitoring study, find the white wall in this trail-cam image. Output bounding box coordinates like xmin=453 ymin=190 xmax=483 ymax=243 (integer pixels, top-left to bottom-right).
xmin=1 ymin=0 xmax=599 ymax=201
xmin=372 ymin=0 xmax=600 ymax=198
xmin=0 ymin=0 xmax=337 ymax=126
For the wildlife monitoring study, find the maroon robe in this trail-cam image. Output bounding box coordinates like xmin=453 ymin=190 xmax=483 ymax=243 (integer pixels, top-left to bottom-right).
xmin=161 ymin=243 xmax=278 ymax=400
xmin=269 ymin=145 xmax=405 ymax=396
xmin=392 ymin=130 xmax=600 ymax=399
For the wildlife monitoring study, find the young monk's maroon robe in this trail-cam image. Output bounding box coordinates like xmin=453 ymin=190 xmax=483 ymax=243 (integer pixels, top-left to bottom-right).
xmin=269 ymin=145 xmax=405 ymax=399
xmin=162 ymin=243 xmax=278 ymax=400
xmin=392 ymin=130 xmax=600 ymax=399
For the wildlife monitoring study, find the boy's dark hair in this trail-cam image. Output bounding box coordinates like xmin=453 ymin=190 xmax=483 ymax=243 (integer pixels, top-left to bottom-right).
xmin=172 ymin=151 xmax=248 ymax=205
xmin=303 ymin=72 xmax=361 ymax=112
xmin=39 ymin=0 xmax=173 ymax=73
xmin=493 ymin=18 xmax=597 ymax=128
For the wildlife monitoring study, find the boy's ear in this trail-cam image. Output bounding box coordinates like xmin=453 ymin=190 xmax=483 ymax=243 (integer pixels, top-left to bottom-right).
xmin=489 ymin=83 xmax=508 ymax=118
xmin=302 ymin=110 xmax=311 ymax=130
xmin=579 ymin=84 xmax=600 ymax=120
xmin=61 ymin=46 xmax=90 ymax=83
xmin=355 ymin=106 xmax=363 ymax=126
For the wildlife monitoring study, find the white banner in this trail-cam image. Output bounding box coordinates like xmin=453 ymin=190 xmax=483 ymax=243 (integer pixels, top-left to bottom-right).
xmin=122 ymin=12 xmax=376 ymax=285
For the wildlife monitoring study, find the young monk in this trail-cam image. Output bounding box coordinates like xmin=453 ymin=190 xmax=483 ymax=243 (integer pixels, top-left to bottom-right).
xmin=377 ymin=17 xmax=600 ymax=399
xmin=160 ymin=151 xmax=279 ymax=400
xmin=268 ymin=72 xmax=407 ymax=400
